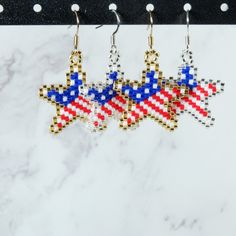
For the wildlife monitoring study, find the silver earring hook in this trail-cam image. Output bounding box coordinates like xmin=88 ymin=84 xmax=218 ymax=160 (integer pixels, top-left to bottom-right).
xmin=96 ymin=9 xmax=121 ymax=47
xmin=73 ymin=10 xmax=80 ymax=50
xmin=186 ymin=10 xmax=190 ymax=49
xmin=110 ymin=9 xmax=121 ymax=46
xmin=148 ymin=10 xmax=154 ymax=49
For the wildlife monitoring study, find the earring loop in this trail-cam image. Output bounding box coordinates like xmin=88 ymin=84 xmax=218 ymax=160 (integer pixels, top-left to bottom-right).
xmin=108 ymin=9 xmax=121 ymax=69
xmin=145 ymin=10 xmax=159 ymax=64
xmin=95 ymin=9 xmax=121 ymax=47
xmin=73 ymin=10 xmax=80 ymax=50
xmin=175 ymin=7 xmax=225 ymax=129
xmin=148 ymin=10 xmax=154 ymax=49
xmin=110 ymin=9 xmax=121 ymax=47
xmin=186 ymin=10 xmax=190 ymax=49
xmin=39 ymin=8 xmax=93 ymax=134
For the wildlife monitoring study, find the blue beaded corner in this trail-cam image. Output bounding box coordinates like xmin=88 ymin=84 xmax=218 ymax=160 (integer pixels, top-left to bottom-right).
xmin=177 ymin=66 xmax=198 ymax=90
xmin=121 ymin=70 xmax=161 ymax=103
xmin=47 ymin=72 xmax=82 ymax=106
xmin=109 ymin=71 xmax=118 ymax=81
xmin=87 ymin=71 xmax=118 ymax=105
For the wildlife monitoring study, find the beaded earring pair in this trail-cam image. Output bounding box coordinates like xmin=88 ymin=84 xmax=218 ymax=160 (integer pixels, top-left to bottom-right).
xmin=39 ymin=9 xmax=224 ymax=134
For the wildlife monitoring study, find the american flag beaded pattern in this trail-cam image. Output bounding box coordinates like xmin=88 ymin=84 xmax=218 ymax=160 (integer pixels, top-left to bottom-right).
xmin=84 ymin=71 xmax=127 ymax=131
xmin=114 ymin=49 xmax=188 ymax=131
xmin=172 ymin=49 xmax=225 ymax=127
xmin=39 ymin=50 xmax=92 ymax=134
xmin=83 ymin=45 xmax=128 ymax=131
xmin=39 ymin=46 xmax=128 ymax=133
xmin=39 ymin=49 xmax=224 ymax=134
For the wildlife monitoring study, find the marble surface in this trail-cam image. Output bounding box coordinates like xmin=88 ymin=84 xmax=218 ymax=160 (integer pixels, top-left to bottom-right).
xmin=0 ymin=25 xmax=235 ymax=236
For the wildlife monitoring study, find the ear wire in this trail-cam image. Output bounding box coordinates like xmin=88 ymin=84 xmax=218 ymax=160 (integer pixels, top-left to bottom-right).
xmin=73 ymin=10 xmax=80 ymax=50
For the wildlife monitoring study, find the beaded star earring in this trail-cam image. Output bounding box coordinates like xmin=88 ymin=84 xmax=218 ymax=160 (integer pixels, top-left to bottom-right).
xmin=173 ymin=6 xmax=224 ymax=127
xmin=39 ymin=10 xmax=92 ymax=134
xmin=84 ymin=9 xmax=127 ymax=131
xmin=114 ymin=9 xmax=184 ymax=131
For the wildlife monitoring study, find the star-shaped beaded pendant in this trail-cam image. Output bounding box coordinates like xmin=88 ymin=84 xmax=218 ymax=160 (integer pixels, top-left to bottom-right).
xmin=83 ymin=45 xmax=127 ymax=131
xmin=172 ymin=49 xmax=225 ymax=127
xmin=114 ymin=49 xmax=189 ymax=131
xmin=39 ymin=50 xmax=92 ymax=134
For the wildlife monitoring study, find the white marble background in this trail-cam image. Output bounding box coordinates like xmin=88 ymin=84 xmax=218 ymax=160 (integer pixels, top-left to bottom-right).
xmin=0 ymin=25 xmax=235 ymax=236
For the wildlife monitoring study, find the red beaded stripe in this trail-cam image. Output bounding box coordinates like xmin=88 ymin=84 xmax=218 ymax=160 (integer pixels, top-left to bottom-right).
xmin=55 ymin=96 xmax=92 ymax=129
xmin=93 ymin=95 xmax=126 ymax=126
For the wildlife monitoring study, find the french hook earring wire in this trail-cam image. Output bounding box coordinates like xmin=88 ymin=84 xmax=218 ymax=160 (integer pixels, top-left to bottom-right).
xmin=110 ymin=9 xmax=121 ymax=47
xmin=73 ymin=10 xmax=80 ymax=50
xmin=182 ymin=8 xmax=193 ymax=65
xmin=186 ymin=9 xmax=190 ymax=50
xmin=148 ymin=10 xmax=154 ymax=49
xmin=96 ymin=9 xmax=121 ymax=47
